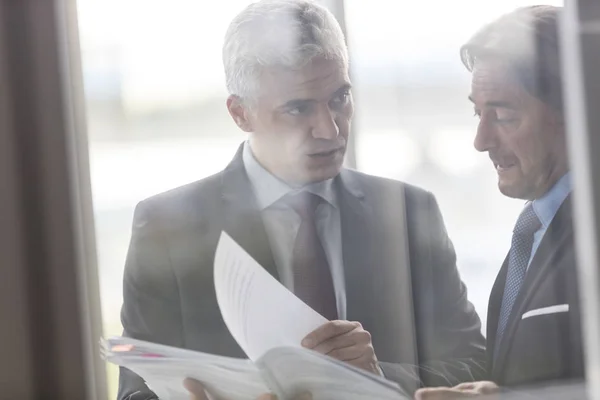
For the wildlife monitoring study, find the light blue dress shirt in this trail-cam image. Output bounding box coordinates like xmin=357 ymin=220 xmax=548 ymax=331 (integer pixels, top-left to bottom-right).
xmin=242 ymin=141 xmax=346 ymax=319
xmin=528 ymin=173 xmax=572 ymax=268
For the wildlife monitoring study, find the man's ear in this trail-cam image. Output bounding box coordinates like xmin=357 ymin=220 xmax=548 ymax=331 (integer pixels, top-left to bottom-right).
xmin=226 ymin=95 xmax=254 ymax=132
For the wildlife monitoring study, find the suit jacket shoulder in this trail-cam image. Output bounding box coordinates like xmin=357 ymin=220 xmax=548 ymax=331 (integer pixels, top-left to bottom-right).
xmin=340 ymin=168 xmax=430 ymax=194
xmin=338 ymin=169 xmax=435 ymax=214
xmin=135 ymin=171 xmax=225 ymax=228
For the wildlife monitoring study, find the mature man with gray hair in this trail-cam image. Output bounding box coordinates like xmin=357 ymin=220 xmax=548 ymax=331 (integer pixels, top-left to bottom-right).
xmin=118 ymin=1 xmax=486 ymax=399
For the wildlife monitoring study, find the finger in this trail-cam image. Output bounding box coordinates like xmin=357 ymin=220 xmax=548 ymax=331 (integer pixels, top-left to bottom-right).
xmin=345 ymin=352 xmax=379 ymax=372
xmin=183 ymin=378 xmax=210 ymax=400
xmin=328 ymin=340 xmax=374 ymax=362
xmin=327 ymin=345 xmax=365 ymax=361
xmin=311 ymin=328 xmax=357 ymax=354
xmin=452 ymin=381 xmax=498 ymax=395
xmin=302 ymin=320 xmax=360 ymax=349
xmin=474 ymin=381 xmax=500 ymax=394
xmin=346 ymin=350 xmax=376 ymax=364
xmin=311 ymin=327 xmax=370 ymax=355
xmin=414 ymin=387 xmax=474 ymax=400
xmin=453 ymin=382 xmax=477 ymax=391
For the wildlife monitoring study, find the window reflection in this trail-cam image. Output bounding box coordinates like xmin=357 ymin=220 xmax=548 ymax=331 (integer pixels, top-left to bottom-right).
xmin=77 ymin=0 xmax=568 ymax=398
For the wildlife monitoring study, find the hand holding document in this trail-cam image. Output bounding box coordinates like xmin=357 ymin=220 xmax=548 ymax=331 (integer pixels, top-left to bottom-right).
xmin=103 ymin=232 xmax=408 ymax=400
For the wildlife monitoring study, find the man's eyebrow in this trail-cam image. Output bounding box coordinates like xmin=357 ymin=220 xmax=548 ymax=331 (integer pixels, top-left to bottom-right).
xmin=279 ymin=84 xmax=352 ymax=109
xmin=468 ymin=96 xmax=516 ymax=109
xmin=280 ymin=98 xmax=314 ymax=110
xmin=485 ymin=101 xmax=516 ymax=109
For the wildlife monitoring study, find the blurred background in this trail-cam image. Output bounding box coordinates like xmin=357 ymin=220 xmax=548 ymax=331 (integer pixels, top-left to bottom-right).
xmin=76 ymin=0 xmax=561 ymax=397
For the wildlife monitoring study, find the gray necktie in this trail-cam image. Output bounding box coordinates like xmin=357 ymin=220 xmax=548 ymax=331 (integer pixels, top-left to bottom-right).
xmin=285 ymin=191 xmax=338 ymax=321
xmin=495 ymin=203 xmax=541 ymax=351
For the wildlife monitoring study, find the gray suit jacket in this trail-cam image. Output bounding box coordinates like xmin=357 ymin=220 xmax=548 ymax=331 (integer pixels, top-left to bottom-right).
xmin=118 ymin=144 xmax=486 ymax=399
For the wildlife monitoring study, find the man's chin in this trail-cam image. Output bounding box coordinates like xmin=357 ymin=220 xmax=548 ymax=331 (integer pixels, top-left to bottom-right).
xmin=498 ymin=180 xmax=531 ymax=200
xmin=301 ymin=165 xmax=343 ymax=185
xmin=308 ymin=171 xmax=341 ymax=184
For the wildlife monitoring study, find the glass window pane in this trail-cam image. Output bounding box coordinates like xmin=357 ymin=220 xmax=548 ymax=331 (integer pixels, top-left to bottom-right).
xmin=75 ymin=1 xmax=594 ymax=399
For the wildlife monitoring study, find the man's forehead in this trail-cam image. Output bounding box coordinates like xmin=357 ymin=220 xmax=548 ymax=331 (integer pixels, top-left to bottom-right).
xmin=470 ymin=60 xmax=523 ymax=104
xmin=259 ymin=57 xmax=350 ymax=101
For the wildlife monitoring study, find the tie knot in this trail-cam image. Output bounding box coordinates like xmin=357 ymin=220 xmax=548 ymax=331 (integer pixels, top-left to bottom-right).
xmin=514 ymin=203 xmax=541 ymax=236
xmin=283 ymin=191 xmax=322 ymax=220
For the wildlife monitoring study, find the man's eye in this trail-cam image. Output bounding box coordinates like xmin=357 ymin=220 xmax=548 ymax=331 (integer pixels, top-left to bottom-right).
xmin=287 ymin=104 xmax=309 ymax=116
xmin=494 ymin=111 xmax=519 ymax=124
xmin=496 ymin=118 xmax=518 ymax=124
xmin=333 ymin=92 xmax=349 ymax=104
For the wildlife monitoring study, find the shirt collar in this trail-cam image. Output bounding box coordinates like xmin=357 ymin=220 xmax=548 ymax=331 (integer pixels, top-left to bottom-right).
xmin=531 ymin=172 xmax=572 ymax=229
xmin=242 ymin=141 xmax=337 ymax=210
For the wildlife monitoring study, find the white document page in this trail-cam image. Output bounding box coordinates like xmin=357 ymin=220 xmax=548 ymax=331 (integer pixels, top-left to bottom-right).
xmin=258 ymin=347 xmax=407 ymax=400
xmin=214 ymin=231 xmax=328 ymax=361
xmin=103 ymin=337 xmax=267 ymax=400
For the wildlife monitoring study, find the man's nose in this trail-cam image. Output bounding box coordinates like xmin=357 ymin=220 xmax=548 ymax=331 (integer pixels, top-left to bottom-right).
xmin=311 ymin=106 xmax=339 ymax=140
xmin=474 ymin=120 xmax=497 ymax=153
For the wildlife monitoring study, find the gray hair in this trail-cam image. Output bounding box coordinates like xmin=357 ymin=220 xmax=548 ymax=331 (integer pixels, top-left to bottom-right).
xmin=222 ymin=0 xmax=348 ymax=101
xmin=460 ymin=6 xmax=563 ymax=111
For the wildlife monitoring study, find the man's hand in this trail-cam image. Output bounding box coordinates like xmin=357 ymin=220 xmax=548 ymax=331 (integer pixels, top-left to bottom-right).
xmin=415 ymin=381 xmax=499 ymax=400
xmin=183 ymin=378 xmax=210 ymax=400
xmin=301 ymin=320 xmax=381 ymax=376
xmin=183 ymin=378 xmax=276 ymax=400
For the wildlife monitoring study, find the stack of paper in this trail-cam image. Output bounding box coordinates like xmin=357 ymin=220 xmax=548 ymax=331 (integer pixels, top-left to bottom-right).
xmin=103 ymin=336 xmax=268 ymax=400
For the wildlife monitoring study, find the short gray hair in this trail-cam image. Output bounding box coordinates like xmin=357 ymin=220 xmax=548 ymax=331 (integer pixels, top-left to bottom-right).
xmin=460 ymin=6 xmax=563 ymax=111
xmin=222 ymin=0 xmax=348 ymax=101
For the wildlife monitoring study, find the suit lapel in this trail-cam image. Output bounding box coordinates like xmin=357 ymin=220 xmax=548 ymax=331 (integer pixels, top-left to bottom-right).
xmin=486 ymin=254 xmax=509 ymax=371
xmin=338 ymin=171 xmax=417 ymax=369
xmin=220 ymin=144 xmax=279 ymax=280
xmin=492 ymin=197 xmax=573 ymax=378
xmin=337 ymin=170 xmax=372 ymax=324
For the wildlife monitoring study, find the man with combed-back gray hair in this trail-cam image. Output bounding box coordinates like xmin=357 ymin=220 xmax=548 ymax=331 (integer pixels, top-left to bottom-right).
xmin=118 ymin=1 xmax=485 ymax=399
xmin=416 ymin=5 xmax=584 ymax=399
